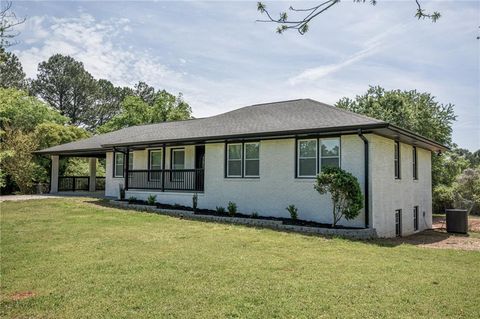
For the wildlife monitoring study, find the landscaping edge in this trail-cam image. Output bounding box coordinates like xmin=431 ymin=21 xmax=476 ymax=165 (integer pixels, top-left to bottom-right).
xmin=108 ymin=200 xmax=378 ymax=239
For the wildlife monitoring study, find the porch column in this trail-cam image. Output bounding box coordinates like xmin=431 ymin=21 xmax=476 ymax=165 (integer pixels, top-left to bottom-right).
xmin=89 ymin=157 xmax=97 ymax=192
xmin=50 ymin=155 xmax=59 ymax=193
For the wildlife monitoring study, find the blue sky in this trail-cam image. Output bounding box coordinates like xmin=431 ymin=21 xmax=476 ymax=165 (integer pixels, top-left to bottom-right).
xmin=12 ymin=0 xmax=480 ymax=150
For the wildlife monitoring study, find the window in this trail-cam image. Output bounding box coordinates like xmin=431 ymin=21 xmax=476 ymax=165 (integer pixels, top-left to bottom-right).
xmin=298 ymin=139 xmax=317 ymax=177
xmin=413 ymin=206 xmax=419 ymax=231
xmin=394 ymin=141 xmax=401 ymax=179
xmin=114 ymin=152 xmax=124 ymax=178
xmin=395 ymin=209 xmax=402 ymax=237
xmin=412 ymin=146 xmax=418 ymax=180
xmin=128 ymin=152 xmax=133 ymax=171
xmin=297 ymin=137 xmax=340 ymax=177
xmin=320 ymin=138 xmax=340 ymax=169
xmin=227 ymin=143 xmax=242 ymax=177
xmin=244 ymin=142 xmax=260 ymax=177
xmin=171 ymin=149 xmax=185 ymax=181
xmin=149 ymin=150 xmax=163 ymax=180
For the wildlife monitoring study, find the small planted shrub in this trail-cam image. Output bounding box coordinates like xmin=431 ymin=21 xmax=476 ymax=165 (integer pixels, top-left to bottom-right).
xmin=147 ymin=194 xmax=157 ymax=206
xmin=315 ymin=166 xmax=363 ymax=227
xmin=251 ymin=211 xmax=259 ymax=218
xmin=286 ymin=204 xmax=298 ymax=220
xmin=216 ymin=206 xmax=226 ymax=214
xmin=128 ymin=196 xmax=137 ymax=204
xmin=227 ymin=201 xmax=237 ymax=217
xmin=192 ymin=193 xmax=198 ymax=213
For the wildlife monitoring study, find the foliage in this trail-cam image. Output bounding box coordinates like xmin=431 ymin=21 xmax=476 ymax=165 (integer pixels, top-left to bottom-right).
xmin=286 ymin=204 xmax=298 ymax=220
xmin=432 ymin=184 xmax=455 ymax=215
xmin=97 ymin=90 xmax=192 ymax=133
xmin=257 ymin=1 xmax=440 ymax=35
xmin=0 ymin=88 xmax=67 ymax=131
xmin=314 ymin=167 xmax=363 ymax=227
xmin=0 ymin=128 xmax=39 ymax=193
xmin=0 ymin=49 xmax=25 ymax=89
xmin=251 ymin=211 xmax=259 ymax=218
xmin=192 ymin=193 xmax=198 ymax=212
xmin=227 ymin=201 xmax=237 ymax=216
xmin=31 ymin=54 xmax=98 ymax=126
xmin=128 ymin=196 xmax=137 ymax=204
xmin=216 ymin=206 xmax=226 ymax=214
xmin=453 ymin=168 xmax=480 ymax=214
xmin=147 ymin=194 xmax=157 ymax=206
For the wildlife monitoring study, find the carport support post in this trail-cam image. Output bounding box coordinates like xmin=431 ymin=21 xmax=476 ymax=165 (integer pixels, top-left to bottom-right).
xmin=50 ymin=155 xmax=59 ymax=193
xmin=89 ymin=158 xmax=97 ymax=192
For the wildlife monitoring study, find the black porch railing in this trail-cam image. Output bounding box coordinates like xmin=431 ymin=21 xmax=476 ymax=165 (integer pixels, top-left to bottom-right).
xmin=127 ymin=169 xmax=204 ymax=192
xmin=58 ymin=176 xmax=106 ymax=192
xmin=59 ymin=176 xmax=90 ymax=192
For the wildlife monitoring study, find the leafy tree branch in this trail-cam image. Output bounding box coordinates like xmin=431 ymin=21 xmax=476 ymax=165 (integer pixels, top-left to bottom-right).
xmin=257 ymin=0 xmax=440 ymax=35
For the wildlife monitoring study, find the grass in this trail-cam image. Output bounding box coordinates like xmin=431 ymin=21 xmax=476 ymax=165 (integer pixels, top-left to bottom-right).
xmin=1 ymin=198 xmax=479 ymax=318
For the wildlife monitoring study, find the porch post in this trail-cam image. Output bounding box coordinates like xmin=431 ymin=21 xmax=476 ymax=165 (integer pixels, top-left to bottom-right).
xmin=89 ymin=157 xmax=97 ymax=192
xmin=50 ymin=155 xmax=59 ymax=193
xmin=161 ymin=144 xmax=166 ymax=192
xmin=124 ymin=148 xmax=130 ymax=190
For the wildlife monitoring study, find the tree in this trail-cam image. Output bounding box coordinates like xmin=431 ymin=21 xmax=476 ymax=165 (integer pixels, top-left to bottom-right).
xmin=31 ymin=54 xmax=97 ymax=125
xmin=257 ymin=1 xmax=440 ymax=35
xmin=0 ymin=128 xmax=39 ymax=193
xmin=97 ymin=91 xmax=192 ymax=133
xmin=0 ymin=88 xmax=67 ymax=131
xmin=84 ymin=79 xmax=133 ymax=130
xmin=0 ymin=49 xmax=25 ymax=89
xmin=453 ymin=167 xmax=480 ymax=214
xmin=0 ymin=1 xmax=26 ymax=48
xmin=314 ymin=166 xmax=363 ymax=227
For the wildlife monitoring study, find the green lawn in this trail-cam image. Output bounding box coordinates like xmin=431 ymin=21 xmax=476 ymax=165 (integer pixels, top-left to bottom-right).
xmin=1 ymin=198 xmax=479 ymax=318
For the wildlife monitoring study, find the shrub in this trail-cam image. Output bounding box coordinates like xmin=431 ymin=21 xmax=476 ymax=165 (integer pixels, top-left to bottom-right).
xmin=147 ymin=194 xmax=157 ymax=206
xmin=433 ymin=184 xmax=454 ymax=213
xmin=128 ymin=196 xmax=137 ymax=204
xmin=216 ymin=206 xmax=226 ymax=214
xmin=251 ymin=211 xmax=259 ymax=218
xmin=286 ymin=204 xmax=298 ymax=220
xmin=314 ymin=167 xmax=363 ymax=227
xmin=192 ymin=193 xmax=198 ymax=212
xmin=227 ymin=202 xmax=237 ymax=216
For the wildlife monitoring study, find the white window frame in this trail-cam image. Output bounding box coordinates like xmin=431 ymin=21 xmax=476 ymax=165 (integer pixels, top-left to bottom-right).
xmin=244 ymin=142 xmax=260 ymax=178
xmin=171 ymin=148 xmax=185 ymax=182
xmin=227 ymin=143 xmax=243 ymax=178
xmin=114 ymin=152 xmax=124 ymax=178
xmin=297 ymin=139 xmax=318 ymax=178
xmin=320 ymin=137 xmax=341 ymax=170
xmin=128 ymin=152 xmax=134 ymax=171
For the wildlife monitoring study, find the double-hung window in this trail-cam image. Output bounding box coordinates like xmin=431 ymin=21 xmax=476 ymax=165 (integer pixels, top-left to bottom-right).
xmin=149 ymin=150 xmax=163 ymax=181
xmin=412 ymin=146 xmax=418 ymax=180
xmin=394 ymin=141 xmax=401 ymax=179
xmin=226 ymin=142 xmax=260 ymax=178
xmin=114 ymin=152 xmax=124 ymax=178
xmin=128 ymin=152 xmax=133 ymax=171
xmin=172 ymin=149 xmax=185 ymax=181
xmin=227 ymin=143 xmax=243 ymax=177
xmin=244 ymin=142 xmax=260 ymax=177
xmin=297 ymin=137 xmax=340 ymax=178
xmin=413 ymin=206 xmax=419 ymax=231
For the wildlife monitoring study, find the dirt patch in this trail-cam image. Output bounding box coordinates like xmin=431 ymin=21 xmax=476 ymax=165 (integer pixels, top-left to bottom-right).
xmin=11 ymin=291 xmax=35 ymax=301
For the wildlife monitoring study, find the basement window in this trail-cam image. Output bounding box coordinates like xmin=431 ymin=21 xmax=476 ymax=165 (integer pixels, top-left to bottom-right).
xmin=395 ymin=209 xmax=402 ymax=237
xmin=414 ymin=206 xmax=419 ymax=231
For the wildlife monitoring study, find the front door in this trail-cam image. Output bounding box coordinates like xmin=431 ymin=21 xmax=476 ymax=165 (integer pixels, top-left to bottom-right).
xmin=195 ymin=145 xmax=205 ymax=191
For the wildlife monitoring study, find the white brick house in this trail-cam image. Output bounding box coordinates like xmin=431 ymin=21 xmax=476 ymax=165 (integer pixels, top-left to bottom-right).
xmin=37 ymin=99 xmax=447 ymax=238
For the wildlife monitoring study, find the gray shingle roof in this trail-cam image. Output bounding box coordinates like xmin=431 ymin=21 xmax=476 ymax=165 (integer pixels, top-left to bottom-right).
xmin=37 ymin=99 xmax=386 ymax=154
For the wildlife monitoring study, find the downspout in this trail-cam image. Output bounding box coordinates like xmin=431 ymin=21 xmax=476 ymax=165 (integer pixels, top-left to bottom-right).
xmin=357 ymin=129 xmax=369 ymax=228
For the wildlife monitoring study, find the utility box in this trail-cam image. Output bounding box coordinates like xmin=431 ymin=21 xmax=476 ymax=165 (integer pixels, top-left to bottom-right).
xmin=445 ymin=209 xmax=468 ymax=234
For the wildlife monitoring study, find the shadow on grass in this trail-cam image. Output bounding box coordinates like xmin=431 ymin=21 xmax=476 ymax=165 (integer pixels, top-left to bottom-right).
xmin=85 ymin=198 xmax=477 ymax=249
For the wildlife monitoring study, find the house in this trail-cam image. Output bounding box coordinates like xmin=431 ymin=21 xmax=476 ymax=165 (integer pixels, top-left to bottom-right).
xmin=36 ymin=99 xmax=447 ymax=238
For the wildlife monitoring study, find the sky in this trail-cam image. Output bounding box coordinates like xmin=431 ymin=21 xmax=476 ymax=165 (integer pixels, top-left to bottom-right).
xmin=10 ymin=0 xmax=480 ymax=150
